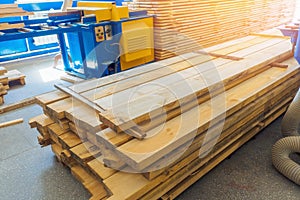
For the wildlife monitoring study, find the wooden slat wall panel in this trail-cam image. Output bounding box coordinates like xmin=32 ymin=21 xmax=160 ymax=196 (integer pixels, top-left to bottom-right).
xmin=124 ymin=0 xmax=296 ymax=60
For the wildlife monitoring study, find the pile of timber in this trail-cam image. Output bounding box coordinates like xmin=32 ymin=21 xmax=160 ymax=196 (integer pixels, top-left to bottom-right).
xmin=124 ymin=0 xmax=296 ymax=60
xmin=29 ymin=32 xmax=300 ymax=199
xmin=0 ymin=83 xmax=8 ymax=104
xmin=0 ymin=67 xmax=8 ymax=104
xmin=0 ymin=67 xmax=26 ymax=105
xmin=0 ymin=4 xmax=32 ymax=19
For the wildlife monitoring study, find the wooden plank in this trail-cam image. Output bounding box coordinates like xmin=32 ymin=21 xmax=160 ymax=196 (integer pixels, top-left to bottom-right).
xmin=55 ymin=83 xmax=104 ymax=113
xmin=0 ymin=97 xmax=36 ymax=114
xmin=73 ymin=35 xmax=275 ymax=96
xmin=96 ymin=58 xmax=298 ymax=151
xmin=37 ymin=134 xmax=50 ymax=147
xmin=98 ymin=40 xmax=292 ymax=134
xmin=58 ymin=131 xmax=82 ymax=149
xmin=0 ymin=12 xmax=34 ymax=18
xmin=124 ymin=73 xmax=300 ymax=181
xmin=147 ymin=99 xmax=292 ymax=200
xmin=142 ymin=77 xmax=299 ymax=180
xmin=51 ymin=143 xmax=63 ymax=161
xmin=0 ymin=118 xmax=23 ymax=128
xmin=104 ymin=85 xmax=297 ymax=200
xmin=46 ymin=98 xmax=72 ymax=119
xmin=29 ymin=114 xmax=54 ymax=128
xmin=87 ymin=157 xmax=117 ymax=180
xmin=94 ymin=37 xmax=289 ymax=113
xmin=70 ymin=53 xmax=197 ymax=93
xmin=70 ymin=142 xmax=102 ymax=166
xmin=0 ymin=22 xmax=24 ymax=30
xmin=60 ymin=73 xmax=86 ymax=83
xmin=97 ymin=63 xmax=299 ymax=171
xmin=65 ymin=103 xmax=104 ymax=134
xmin=0 ymin=4 xmax=18 ymax=9
xmin=35 ymin=90 xmax=69 ymax=111
xmin=71 ymin=165 xmax=108 ymax=199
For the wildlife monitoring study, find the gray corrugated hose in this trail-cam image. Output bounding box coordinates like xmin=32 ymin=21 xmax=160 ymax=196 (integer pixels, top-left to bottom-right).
xmin=272 ymin=136 xmax=300 ymax=185
xmin=272 ymin=88 xmax=300 ymax=185
xmin=281 ymin=88 xmax=300 ymax=137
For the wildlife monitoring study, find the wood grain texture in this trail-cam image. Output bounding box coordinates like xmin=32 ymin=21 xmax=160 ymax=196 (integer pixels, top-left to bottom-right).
xmin=28 ymin=28 xmax=300 ymax=200
xmin=0 ymin=118 xmax=23 ymax=128
xmin=124 ymin=0 xmax=296 ymax=60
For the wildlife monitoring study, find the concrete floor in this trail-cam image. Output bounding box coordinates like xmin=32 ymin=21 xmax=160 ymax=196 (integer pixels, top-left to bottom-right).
xmin=0 ymin=56 xmax=300 ymax=200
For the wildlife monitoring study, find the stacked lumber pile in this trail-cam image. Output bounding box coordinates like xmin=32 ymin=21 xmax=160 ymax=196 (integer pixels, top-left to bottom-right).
xmin=0 ymin=67 xmax=26 ymax=104
xmin=0 ymin=83 xmax=8 ymax=104
xmin=30 ymin=32 xmax=300 ymax=199
xmin=0 ymin=4 xmax=33 ymax=19
xmin=124 ymin=0 xmax=296 ymax=60
xmin=0 ymin=67 xmax=8 ymax=104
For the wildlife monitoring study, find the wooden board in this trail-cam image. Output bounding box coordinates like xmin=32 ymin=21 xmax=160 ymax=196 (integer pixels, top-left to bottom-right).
xmin=97 ymin=63 xmax=299 ymax=171
xmin=0 ymin=97 xmax=36 ymax=114
xmin=0 ymin=118 xmax=23 ymax=128
xmin=98 ymin=39 xmax=292 ymax=134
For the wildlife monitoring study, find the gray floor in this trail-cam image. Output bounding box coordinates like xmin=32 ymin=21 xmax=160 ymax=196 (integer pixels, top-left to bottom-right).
xmin=0 ymin=56 xmax=300 ymax=200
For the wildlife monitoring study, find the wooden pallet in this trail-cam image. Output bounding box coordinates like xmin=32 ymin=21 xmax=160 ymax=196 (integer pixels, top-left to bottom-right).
xmin=6 ymin=69 xmax=26 ymax=85
xmin=0 ymin=83 xmax=8 ymax=105
xmin=29 ymin=32 xmax=300 ymax=199
xmin=0 ymin=68 xmax=26 ymax=104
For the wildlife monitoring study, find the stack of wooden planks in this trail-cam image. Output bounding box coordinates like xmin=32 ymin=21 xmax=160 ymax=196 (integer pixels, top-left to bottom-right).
xmin=30 ymin=31 xmax=300 ymax=199
xmin=0 ymin=83 xmax=7 ymax=104
xmin=0 ymin=67 xmax=8 ymax=104
xmin=0 ymin=4 xmax=33 ymax=19
xmin=0 ymin=67 xmax=26 ymax=104
xmin=124 ymin=0 xmax=296 ymax=60
xmin=0 ymin=4 xmax=30 ymax=31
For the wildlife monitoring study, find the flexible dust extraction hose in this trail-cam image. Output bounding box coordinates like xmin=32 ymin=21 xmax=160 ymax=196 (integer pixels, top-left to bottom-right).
xmin=281 ymin=88 xmax=300 ymax=137
xmin=272 ymin=136 xmax=300 ymax=185
xmin=272 ymin=88 xmax=300 ymax=184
